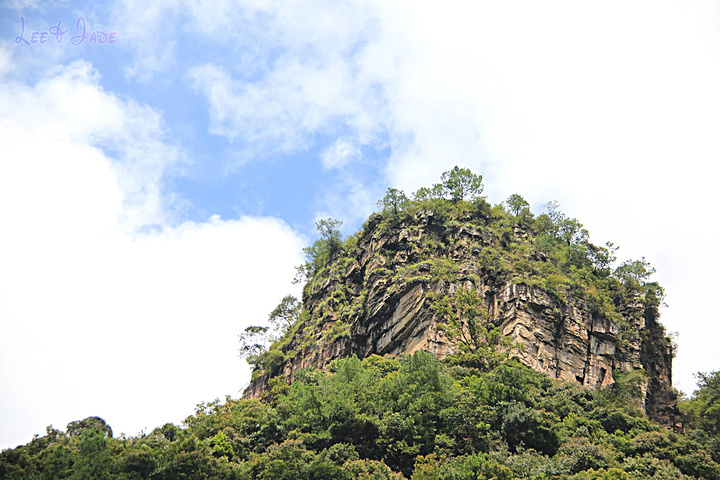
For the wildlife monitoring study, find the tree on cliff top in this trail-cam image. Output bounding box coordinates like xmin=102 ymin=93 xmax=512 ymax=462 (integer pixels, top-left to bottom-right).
xmin=377 ymin=187 xmax=409 ymax=215
xmin=440 ymin=166 xmax=484 ymax=202
xmin=506 ymin=193 xmax=530 ymax=216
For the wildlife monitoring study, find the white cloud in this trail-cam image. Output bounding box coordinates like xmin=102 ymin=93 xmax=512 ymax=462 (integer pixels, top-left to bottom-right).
xmin=0 ymin=62 xmax=304 ymax=448
xmin=0 ymin=60 xmax=178 ymax=231
xmin=166 ymin=0 xmax=387 ymax=159
xmin=321 ymin=137 xmax=360 ymax=170
xmin=187 ymin=53 xmax=385 ymax=158
xmin=109 ymin=0 xmax=180 ymax=81
xmin=112 ymin=0 xmax=381 ymax=82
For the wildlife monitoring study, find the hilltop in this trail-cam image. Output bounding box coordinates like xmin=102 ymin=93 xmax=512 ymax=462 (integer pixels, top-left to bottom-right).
xmin=242 ymin=167 xmax=675 ymax=425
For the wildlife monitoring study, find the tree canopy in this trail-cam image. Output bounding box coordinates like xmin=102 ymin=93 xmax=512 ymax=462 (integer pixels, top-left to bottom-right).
xmin=439 ymin=166 xmax=484 ymax=202
xmin=3 ymin=356 xmax=719 ymax=479
xmin=506 ymin=193 xmax=529 ymax=216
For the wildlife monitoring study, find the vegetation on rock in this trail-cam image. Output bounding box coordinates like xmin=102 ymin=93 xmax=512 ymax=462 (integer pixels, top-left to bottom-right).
xmin=243 ymin=167 xmax=674 ymax=425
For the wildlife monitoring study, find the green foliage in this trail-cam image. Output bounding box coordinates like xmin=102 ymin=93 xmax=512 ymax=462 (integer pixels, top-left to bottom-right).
xmin=439 ymin=166 xmax=484 ymax=202
xmin=411 ymin=453 xmax=513 ymax=480
xmin=72 ymin=428 xmax=112 ymax=480
xmin=294 ymin=218 xmax=344 ymax=284
xmin=428 ymin=258 xmax=458 ymax=283
xmin=377 ymin=188 xmax=409 ymax=216
xmin=413 ymin=184 xmax=445 ymax=202
xmin=66 ymin=416 xmax=113 ymax=438
xmin=239 ymin=295 xmax=302 ymax=375
xmin=3 ymin=355 xmax=720 ymax=479
xmin=505 ymin=193 xmax=530 ymax=216
xmin=430 ymin=288 xmax=516 ymax=371
xmin=541 ymin=200 xmax=589 ymax=246
xmin=238 ymin=325 xmax=270 ymax=369
xmin=681 ymin=370 xmax=720 ymax=436
xmin=558 ymin=436 xmax=617 ymax=474
xmin=596 ymin=369 xmax=648 ymax=410
xmin=675 ymin=451 xmax=720 ymax=479
xmin=501 ymin=402 xmax=558 ymax=455
xmin=613 ymin=257 xmax=656 ymax=287
xmin=117 ymin=446 xmax=157 ymax=479
xmin=268 ymin=295 xmax=301 ymax=332
xmin=259 ymin=349 xmax=285 ymax=376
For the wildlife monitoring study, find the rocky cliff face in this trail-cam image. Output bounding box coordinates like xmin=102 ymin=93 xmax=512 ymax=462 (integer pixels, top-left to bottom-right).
xmin=244 ymin=209 xmax=675 ymax=424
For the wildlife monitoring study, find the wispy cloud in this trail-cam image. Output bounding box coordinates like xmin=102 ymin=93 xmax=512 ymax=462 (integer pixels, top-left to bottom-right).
xmin=321 ymin=137 xmax=360 ymax=170
xmin=186 ymin=51 xmax=386 ymax=159
xmin=111 ymin=0 xmax=388 ymax=156
xmin=109 ymin=0 xmax=180 ymax=81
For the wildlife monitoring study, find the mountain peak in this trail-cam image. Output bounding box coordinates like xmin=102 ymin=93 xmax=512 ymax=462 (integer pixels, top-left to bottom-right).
xmin=243 ymin=171 xmax=676 ymax=425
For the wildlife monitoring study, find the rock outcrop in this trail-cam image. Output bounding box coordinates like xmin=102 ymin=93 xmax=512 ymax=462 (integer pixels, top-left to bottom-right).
xmin=244 ymin=209 xmax=676 ymax=424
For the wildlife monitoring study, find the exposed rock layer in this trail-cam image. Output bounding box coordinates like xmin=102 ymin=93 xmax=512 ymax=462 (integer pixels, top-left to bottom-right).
xmin=244 ymin=210 xmax=675 ymax=424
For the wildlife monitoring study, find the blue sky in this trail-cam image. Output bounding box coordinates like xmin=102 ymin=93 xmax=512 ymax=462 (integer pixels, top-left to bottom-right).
xmin=2 ymin=0 xmax=720 ymax=449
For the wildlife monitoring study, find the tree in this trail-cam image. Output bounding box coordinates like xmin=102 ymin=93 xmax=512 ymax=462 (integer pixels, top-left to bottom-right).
xmin=501 ymin=402 xmax=558 ymax=455
xmin=506 ymin=194 xmax=530 ymax=216
xmin=413 ymin=185 xmax=445 ymax=202
xmin=66 ymin=417 xmax=112 ymax=438
xmin=683 ymin=371 xmax=720 ymax=436
xmin=542 ymin=200 xmax=588 ymax=245
xmin=431 ymin=288 xmax=515 ymax=370
xmin=239 ymin=325 xmax=270 ymax=369
xmin=439 ymin=166 xmax=484 ymax=202
xmin=72 ymin=428 xmax=112 ymax=480
xmin=544 ymin=200 xmax=563 ymax=224
xmin=240 ymin=295 xmax=301 ymax=369
xmin=587 ymin=241 xmax=618 ymax=274
xmin=613 ymin=257 xmax=656 ymax=286
xmin=268 ymin=295 xmax=301 ymax=332
xmin=377 ymin=188 xmax=409 ymax=215
xmin=117 ymin=446 xmax=157 ymax=479
xmin=38 ymin=444 xmax=75 ymax=480
xmin=316 ymin=218 xmax=343 ymax=253
xmin=557 ymin=217 xmax=588 ymax=245
xmin=294 ymin=218 xmax=344 ymax=284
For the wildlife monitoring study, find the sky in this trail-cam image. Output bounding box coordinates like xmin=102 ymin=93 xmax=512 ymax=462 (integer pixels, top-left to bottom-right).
xmin=1 ymin=0 xmax=720 ymax=450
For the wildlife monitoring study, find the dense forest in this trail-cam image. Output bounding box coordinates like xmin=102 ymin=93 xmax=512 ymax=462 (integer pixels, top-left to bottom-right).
xmin=2 ymin=354 xmax=720 ymax=479
xmin=2 ymin=168 xmax=719 ymax=479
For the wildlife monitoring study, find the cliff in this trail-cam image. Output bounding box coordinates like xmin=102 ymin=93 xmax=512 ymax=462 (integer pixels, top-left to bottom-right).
xmin=244 ymin=203 xmax=675 ymax=424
